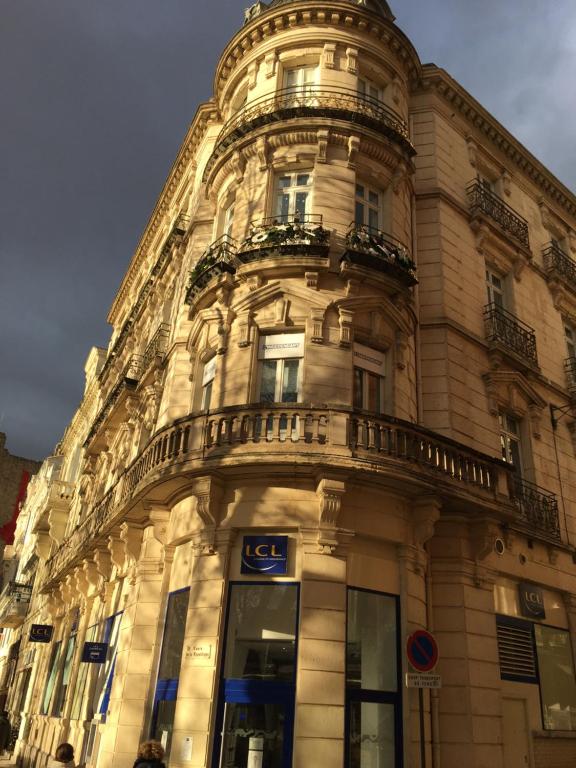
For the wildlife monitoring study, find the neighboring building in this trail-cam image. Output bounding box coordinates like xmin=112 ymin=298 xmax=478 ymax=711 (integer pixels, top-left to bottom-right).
xmin=4 ymin=2 xmax=576 ymax=768
xmin=0 ymin=433 xmax=40 ymax=550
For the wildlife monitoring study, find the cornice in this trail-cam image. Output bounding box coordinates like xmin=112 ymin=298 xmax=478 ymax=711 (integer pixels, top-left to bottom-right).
xmin=416 ymin=65 xmax=576 ymax=221
xmin=107 ymin=101 xmax=219 ymax=326
xmin=214 ymin=1 xmax=422 ymax=94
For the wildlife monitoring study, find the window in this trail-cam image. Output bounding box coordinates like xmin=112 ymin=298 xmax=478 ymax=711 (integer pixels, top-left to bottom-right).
xmin=355 ymin=184 xmax=381 ymax=230
xmin=486 ymin=269 xmax=505 ymax=308
xmin=565 ymin=322 xmax=576 ymax=360
xmin=93 ymin=612 xmax=123 ymax=722
xmin=353 ymin=344 xmax=386 ymax=413
xmin=283 ymin=66 xmax=316 ymax=101
xmin=202 ymin=357 xmax=217 ymax=410
xmin=52 ymin=629 xmax=77 ymax=716
xmin=70 ymin=624 xmax=97 ymax=720
xmin=258 ymin=334 xmax=303 ymax=404
xmin=41 ymin=641 xmax=62 ymax=715
xmin=496 ymin=615 xmax=576 ymax=731
xmin=346 ymin=589 xmax=401 ymax=768
xmin=275 ymin=172 xmax=311 ymax=221
xmin=358 ymin=77 xmax=382 ymax=102
xmin=223 ymin=201 xmax=235 ymax=238
xmin=152 ymin=588 xmax=189 ymax=756
xmin=499 ymin=412 xmax=522 ymax=474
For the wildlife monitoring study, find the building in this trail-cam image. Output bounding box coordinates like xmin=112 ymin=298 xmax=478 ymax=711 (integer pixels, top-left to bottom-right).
xmin=0 ymin=433 xmax=40 ymax=551
xmin=4 ymin=1 xmax=576 ymax=766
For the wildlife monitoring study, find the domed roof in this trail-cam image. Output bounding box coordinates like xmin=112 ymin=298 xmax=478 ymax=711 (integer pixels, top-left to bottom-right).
xmin=246 ymin=0 xmax=395 ymax=23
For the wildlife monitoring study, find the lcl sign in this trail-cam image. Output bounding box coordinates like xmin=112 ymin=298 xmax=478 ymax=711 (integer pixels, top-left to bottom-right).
xmin=29 ymin=624 xmax=54 ymax=643
xmin=241 ymin=536 xmax=288 ymax=575
xmin=519 ymin=582 xmax=546 ymax=619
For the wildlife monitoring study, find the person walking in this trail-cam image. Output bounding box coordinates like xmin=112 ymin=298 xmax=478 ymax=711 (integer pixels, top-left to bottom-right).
xmin=0 ymin=711 xmax=11 ymax=756
xmin=133 ymin=740 xmax=166 ymax=768
xmin=48 ymin=742 xmax=76 ymax=767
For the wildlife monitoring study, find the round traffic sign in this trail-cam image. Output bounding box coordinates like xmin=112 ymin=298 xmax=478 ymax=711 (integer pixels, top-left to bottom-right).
xmin=407 ymin=630 xmax=439 ymax=672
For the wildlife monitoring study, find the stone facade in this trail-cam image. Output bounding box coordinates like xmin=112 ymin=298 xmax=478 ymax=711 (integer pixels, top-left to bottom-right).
xmin=2 ymin=2 xmax=576 ymax=768
xmin=0 ymin=433 xmax=40 ymax=538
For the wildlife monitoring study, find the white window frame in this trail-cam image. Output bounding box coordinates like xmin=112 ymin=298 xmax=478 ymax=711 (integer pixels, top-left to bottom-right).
xmin=258 ymin=333 xmax=304 ymax=404
xmin=565 ymin=322 xmax=576 ymax=360
xmin=486 ymin=268 xmax=505 ymax=309
xmin=358 ymin=76 xmax=383 ymax=103
xmin=353 ymin=343 xmax=386 ymax=414
xmin=499 ymin=411 xmax=522 ymax=474
xmin=283 ymin=65 xmax=316 ymax=100
xmin=202 ymin=357 xmax=217 ymax=411
xmin=274 ymin=171 xmax=312 ymax=221
xmin=355 ymin=183 xmax=382 ymax=231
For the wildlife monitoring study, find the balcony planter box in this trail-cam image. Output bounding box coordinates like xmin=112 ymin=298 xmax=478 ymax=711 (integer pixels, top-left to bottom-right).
xmin=341 ymin=226 xmax=417 ymax=287
xmin=237 ymin=221 xmax=330 ymax=263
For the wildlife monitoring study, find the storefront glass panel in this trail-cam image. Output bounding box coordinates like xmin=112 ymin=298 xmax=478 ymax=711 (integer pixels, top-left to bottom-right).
xmin=221 ymin=701 xmax=285 ymax=768
xmin=535 ymin=624 xmax=576 ymax=730
xmin=349 ymin=701 xmax=395 ymax=768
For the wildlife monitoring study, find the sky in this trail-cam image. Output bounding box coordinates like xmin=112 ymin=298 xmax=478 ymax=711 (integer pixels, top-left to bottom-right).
xmin=1 ymin=0 xmax=575 ymax=461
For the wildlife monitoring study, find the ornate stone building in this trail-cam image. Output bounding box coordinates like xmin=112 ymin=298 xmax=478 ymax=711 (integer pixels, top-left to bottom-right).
xmin=3 ymin=1 xmax=576 ymax=767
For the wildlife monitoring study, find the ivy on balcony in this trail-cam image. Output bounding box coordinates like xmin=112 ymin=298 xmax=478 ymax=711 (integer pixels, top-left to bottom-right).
xmin=341 ymin=223 xmax=417 ymax=286
xmin=237 ymin=214 xmax=330 ymax=262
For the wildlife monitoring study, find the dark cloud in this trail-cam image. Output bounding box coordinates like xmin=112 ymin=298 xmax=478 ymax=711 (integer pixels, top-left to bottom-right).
xmin=1 ymin=0 xmax=574 ymax=460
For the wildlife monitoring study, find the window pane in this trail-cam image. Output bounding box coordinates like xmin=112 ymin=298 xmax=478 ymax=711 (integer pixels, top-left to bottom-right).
xmin=42 ymin=641 xmax=62 ymax=715
xmin=294 ymin=192 xmax=308 ymax=218
xmin=276 ymin=193 xmax=290 ymax=219
xmin=366 ymin=372 xmax=382 ymax=413
xmin=221 ymin=702 xmax=285 ymax=768
xmin=353 ymin=368 xmax=364 ymax=410
xmin=202 ymin=380 xmax=213 ymax=410
xmin=369 ymin=191 xmax=379 ymax=207
xmin=347 ymin=590 xmax=397 ymax=692
xmin=355 ymin=201 xmax=365 ymax=227
xmin=281 ymin=360 xmax=299 ymax=403
xmin=260 ymin=360 xmax=277 ymax=403
xmin=296 ymin=174 xmax=310 ymax=187
xmin=71 ymin=624 xmax=97 ymax=720
xmin=356 ymin=184 xmax=365 ymax=198
xmin=535 ymin=625 xmax=576 ymax=731
xmin=53 ymin=635 xmax=76 ymax=716
xmin=368 ymin=207 xmax=379 ymax=230
xmin=158 ymin=590 xmax=189 ymax=680
xmin=278 ymin=176 xmax=291 ymax=189
xmin=349 ymin=701 xmax=395 ymax=768
xmin=224 ymin=585 xmax=297 ymax=682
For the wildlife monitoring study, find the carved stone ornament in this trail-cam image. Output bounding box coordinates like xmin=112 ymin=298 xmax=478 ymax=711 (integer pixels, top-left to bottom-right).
xmin=256 ymin=136 xmax=269 ymax=171
xmin=34 ymin=531 xmax=52 ymax=561
xmin=316 ymin=129 xmax=329 ymax=163
xmin=46 ymin=589 xmax=65 ymax=619
xmin=346 ymin=46 xmax=358 ymax=73
xmin=501 ymin=170 xmax=512 ymax=197
xmin=193 ymin=476 xmax=224 ymax=555
xmin=237 ymin=311 xmax=253 ymax=348
xmin=265 ymin=51 xmax=278 ymax=79
xmin=339 ymin=308 xmax=354 ymax=346
xmin=107 ymin=533 xmax=126 ymax=572
xmin=347 ymin=135 xmax=360 ymax=169
xmin=315 ymin=477 xmax=346 ymax=554
xmin=412 ymin=496 xmax=441 ymax=549
xmin=466 ymin=135 xmax=478 ymax=168
xmin=323 ymin=42 xmax=336 ymax=69
xmin=482 ymin=370 xmax=545 ymax=438
xmin=469 ymin=518 xmax=501 ymax=563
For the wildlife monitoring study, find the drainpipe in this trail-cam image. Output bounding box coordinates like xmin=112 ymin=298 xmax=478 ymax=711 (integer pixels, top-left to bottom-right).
xmin=409 ymin=114 xmax=423 ymax=426
xmin=425 ymin=544 xmax=440 ymax=768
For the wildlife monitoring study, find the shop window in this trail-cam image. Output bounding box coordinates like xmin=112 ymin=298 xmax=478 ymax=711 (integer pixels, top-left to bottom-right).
xmin=346 ymin=589 xmax=401 ymax=768
xmin=41 ymin=641 xmax=62 ymax=715
xmin=70 ymin=624 xmax=97 ymax=720
xmin=496 ymin=615 xmax=576 ymax=731
xmin=258 ymin=333 xmax=303 ymax=404
xmin=499 ymin=412 xmax=522 ymax=475
xmin=93 ymin=612 xmax=123 ymax=722
xmin=355 ymin=184 xmax=382 ymax=231
xmin=52 ymin=628 xmax=77 ymax=717
xmin=213 ymin=583 xmax=298 ymax=768
xmin=152 ymin=588 xmax=190 ymax=756
xmin=353 ymin=344 xmax=386 ymax=414
xmin=202 ymin=357 xmax=217 ymax=411
xmin=275 ymin=172 xmax=312 ymax=222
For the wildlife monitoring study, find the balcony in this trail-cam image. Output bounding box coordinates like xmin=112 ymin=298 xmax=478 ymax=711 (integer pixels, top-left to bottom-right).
xmin=185 ymin=235 xmax=237 ymax=305
xmin=484 ymin=303 xmax=538 ymax=368
xmin=128 ymin=323 xmax=170 ymax=382
xmin=0 ymin=582 xmax=32 ymax=628
xmin=237 ymin=214 xmax=330 ymax=263
xmin=543 ymin=241 xmax=576 ymax=293
xmin=84 ymin=360 xmax=139 ymax=448
xmin=467 ymin=180 xmax=530 ymax=250
xmin=511 ymin=476 xmax=560 ymax=541
xmin=341 ymin=224 xmax=417 ymax=287
xmin=204 ymin=86 xmax=414 ymax=180
xmin=565 ymin=357 xmax=576 ymax=397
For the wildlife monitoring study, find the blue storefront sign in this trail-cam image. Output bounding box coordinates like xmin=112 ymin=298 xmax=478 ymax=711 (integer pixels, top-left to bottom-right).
xmin=29 ymin=624 xmax=54 ymax=643
xmin=241 ymin=536 xmax=288 ymax=575
xmin=82 ymin=642 xmax=108 ymax=663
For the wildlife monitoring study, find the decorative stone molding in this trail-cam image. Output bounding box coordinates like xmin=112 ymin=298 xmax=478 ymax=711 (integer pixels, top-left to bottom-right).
xmin=339 ymin=308 xmax=354 ymax=346
xmin=391 ymin=76 xmax=402 ymax=105
xmin=192 ymin=476 xmax=224 ymax=555
xmin=48 ymin=509 xmax=68 ymax=546
xmin=46 ymin=589 xmax=65 ymax=619
xmin=347 ymin=135 xmax=361 ymax=168
xmin=323 ymin=42 xmax=336 ymax=69
xmin=264 ymin=51 xmax=277 ymax=78
xmin=119 ymin=522 xmax=143 ymax=574
xmin=472 ymin=221 xmax=529 ymax=281
xmin=305 ymin=272 xmax=319 ymax=291
xmin=107 ymin=533 xmax=126 ymax=572
xmin=237 ymin=311 xmax=253 ymax=348
xmin=482 ymin=370 xmax=546 ymax=437
xmin=466 ymin=135 xmax=478 ymax=168
xmin=395 ymin=330 xmax=408 ymax=370
xmin=346 ymin=46 xmax=358 ymax=73
xmin=256 ymin=136 xmax=269 ymax=171
xmin=501 ymin=170 xmax=512 ymax=197
xmin=274 ymin=297 xmax=289 ymax=326
xmin=316 ymin=476 xmax=347 ymax=554
xmin=310 ymin=307 xmax=325 ymax=344
xmin=247 ymin=61 xmax=258 ymax=89
xmin=413 ymin=496 xmax=441 ymax=548
xmin=34 ymin=531 xmax=52 ymax=561
xmin=316 ymin=129 xmax=329 ymax=163
xmin=398 ymin=544 xmax=427 ymax=576
xmin=469 ymin=518 xmax=501 ymax=563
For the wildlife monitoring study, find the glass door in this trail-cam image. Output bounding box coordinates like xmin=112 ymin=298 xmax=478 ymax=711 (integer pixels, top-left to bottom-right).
xmin=214 ymin=583 xmax=299 ymax=768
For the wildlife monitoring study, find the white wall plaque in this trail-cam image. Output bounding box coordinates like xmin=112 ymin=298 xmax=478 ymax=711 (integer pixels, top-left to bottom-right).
xmin=353 ymin=343 xmax=386 ymax=376
xmin=258 ymin=333 xmax=304 ymax=360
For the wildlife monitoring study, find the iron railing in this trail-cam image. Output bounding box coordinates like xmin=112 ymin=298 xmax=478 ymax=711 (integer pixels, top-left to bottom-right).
xmin=237 ymin=214 xmax=330 ymax=259
xmin=84 ymin=361 xmax=139 ymax=447
xmin=565 ymin=357 xmax=576 ymax=397
xmin=129 ymin=323 xmax=171 ymax=381
xmin=204 ymin=86 xmax=413 ymax=179
xmin=342 ymin=223 xmax=417 ymax=284
xmin=484 ymin=303 xmax=538 ymax=367
xmin=467 ymin=180 xmax=530 ymax=249
xmin=185 ymin=235 xmax=237 ymax=304
xmin=511 ymin=476 xmax=560 ymax=541
xmin=543 ymin=242 xmax=576 ymax=291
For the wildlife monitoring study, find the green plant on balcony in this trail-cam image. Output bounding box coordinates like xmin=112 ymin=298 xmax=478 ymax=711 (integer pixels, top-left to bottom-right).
xmin=238 ymin=217 xmax=330 ymax=261
xmin=343 ymin=224 xmax=417 ymax=283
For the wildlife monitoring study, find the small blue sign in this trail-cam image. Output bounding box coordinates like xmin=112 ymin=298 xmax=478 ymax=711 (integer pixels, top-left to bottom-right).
xmin=81 ymin=642 xmax=108 ymax=664
xmin=29 ymin=624 xmax=54 ymax=643
xmin=241 ymin=536 xmax=288 ymax=575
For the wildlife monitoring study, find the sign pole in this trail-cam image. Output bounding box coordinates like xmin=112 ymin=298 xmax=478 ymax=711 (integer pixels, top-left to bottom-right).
xmin=419 ymin=687 xmax=426 ymax=768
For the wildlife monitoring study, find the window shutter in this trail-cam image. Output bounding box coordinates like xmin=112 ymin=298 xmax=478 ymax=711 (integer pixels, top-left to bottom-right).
xmin=496 ymin=616 xmax=538 ymax=683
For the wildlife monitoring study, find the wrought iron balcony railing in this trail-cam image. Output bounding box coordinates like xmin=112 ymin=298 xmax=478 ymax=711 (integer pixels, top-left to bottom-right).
xmin=128 ymin=323 xmax=171 ymax=381
xmin=204 ymin=86 xmax=413 ymax=179
xmin=543 ymin=241 xmax=576 ymax=292
xmin=565 ymin=357 xmax=576 ymax=397
xmin=467 ymin=180 xmax=530 ymax=249
xmin=84 ymin=360 xmax=139 ymax=447
xmin=0 ymin=582 xmax=33 ymax=628
xmin=341 ymin=223 xmax=417 ymax=286
xmin=511 ymin=476 xmax=560 ymax=541
xmin=185 ymin=235 xmax=237 ymax=304
xmin=237 ymin=214 xmax=330 ymax=261
xmin=484 ymin=303 xmax=538 ymax=367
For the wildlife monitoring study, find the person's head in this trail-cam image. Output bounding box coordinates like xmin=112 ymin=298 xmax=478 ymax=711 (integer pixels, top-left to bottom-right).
xmin=55 ymin=743 xmax=74 ymax=763
xmin=137 ymin=740 xmax=165 ymax=762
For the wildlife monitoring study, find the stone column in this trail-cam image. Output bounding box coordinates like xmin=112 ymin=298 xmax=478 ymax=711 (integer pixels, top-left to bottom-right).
xmin=95 ymin=511 xmax=171 ymax=768
xmin=169 ymin=530 xmax=235 ymax=768
xmin=429 ymin=518 xmax=503 ymax=768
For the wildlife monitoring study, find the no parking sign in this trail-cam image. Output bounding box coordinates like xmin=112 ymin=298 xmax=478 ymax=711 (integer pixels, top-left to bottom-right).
xmin=407 ymin=630 xmax=439 ymax=672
